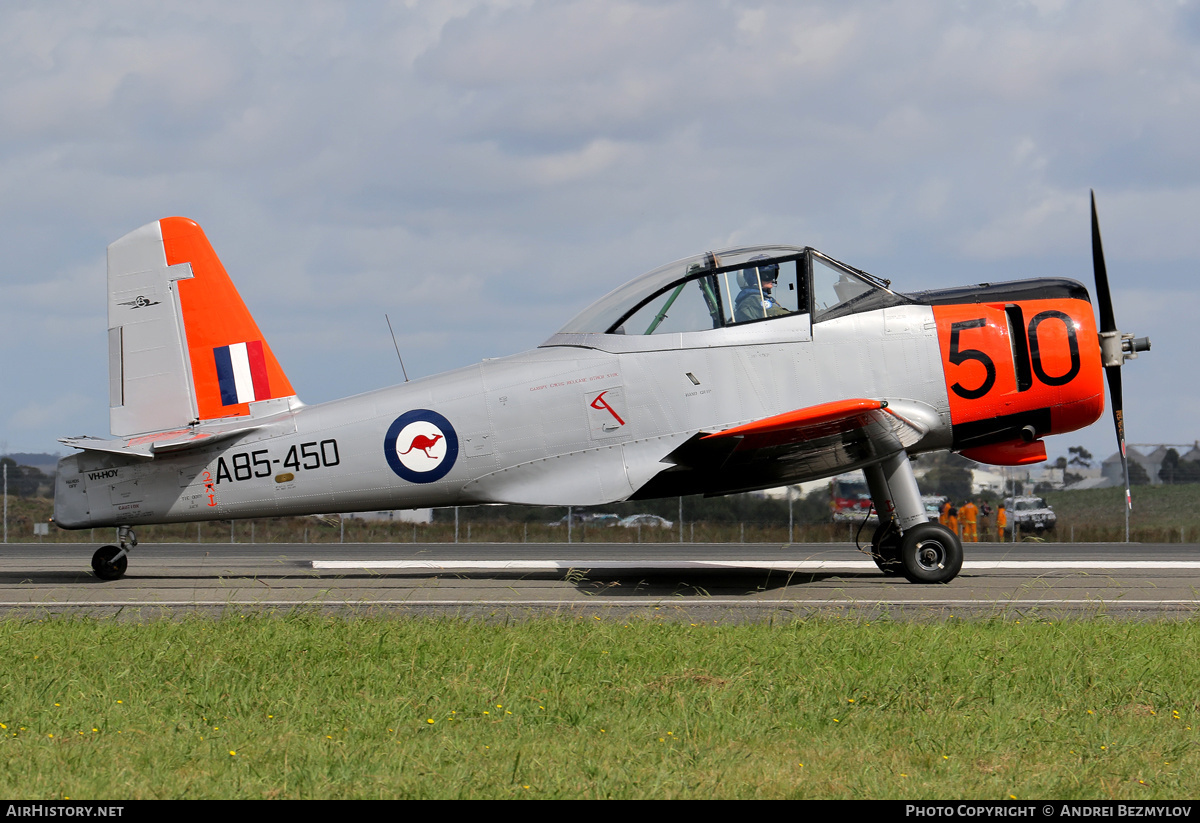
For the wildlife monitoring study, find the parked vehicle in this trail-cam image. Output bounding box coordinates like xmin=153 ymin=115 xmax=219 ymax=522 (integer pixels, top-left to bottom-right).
xmin=830 ymin=473 xmax=876 ymax=522
xmin=1002 ymin=496 xmax=1057 ymax=535
xmin=922 ymin=495 xmax=948 ymax=519
xmin=547 ymin=511 xmax=620 ymax=527
xmin=618 ymin=514 xmax=673 ymax=529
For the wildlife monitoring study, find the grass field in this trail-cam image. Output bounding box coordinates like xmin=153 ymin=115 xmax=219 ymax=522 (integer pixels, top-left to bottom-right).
xmin=1044 ymin=485 xmax=1200 ymax=543
xmin=1 ymin=615 xmax=1198 ymax=800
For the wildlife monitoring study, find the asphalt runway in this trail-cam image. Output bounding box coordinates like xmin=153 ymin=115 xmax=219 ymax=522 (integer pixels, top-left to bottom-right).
xmin=2 ymin=540 xmax=1199 ymax=620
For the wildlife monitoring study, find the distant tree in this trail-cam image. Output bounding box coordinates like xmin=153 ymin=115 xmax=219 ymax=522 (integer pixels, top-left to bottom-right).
xmin=1128 ymin=460 xmax=1151 ymax=486
xmin=1068 ymin=446 xmax=1093 ymax=469
xmin=1160 ymin=449 xmax=1181 ymax=484
xmin=1158 ymin=449 xmax=1200 ymax=484
xmin=0 ymin=458 xmax=50 ymax=497
xmin=1055 ymin=455 xmax=1084 ymax=486
xmin=917 ymin=450 xmax=975 ymax=501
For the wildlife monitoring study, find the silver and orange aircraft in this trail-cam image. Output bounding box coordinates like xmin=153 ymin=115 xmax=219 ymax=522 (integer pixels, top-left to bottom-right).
xmin=54 ymin=193 xmax=1148 ymax=583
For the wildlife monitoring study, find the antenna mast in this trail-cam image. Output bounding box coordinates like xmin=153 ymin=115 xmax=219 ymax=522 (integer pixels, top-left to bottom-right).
xmin=385 ymin=314 xmax=410 ymax=383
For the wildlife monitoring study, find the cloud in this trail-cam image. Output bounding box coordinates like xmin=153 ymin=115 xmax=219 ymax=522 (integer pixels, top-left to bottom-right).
xmin=1 ymin=0 xmax=1199 ymax=453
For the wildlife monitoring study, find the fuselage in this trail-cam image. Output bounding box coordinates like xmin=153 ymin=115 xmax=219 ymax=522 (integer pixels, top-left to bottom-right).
xmin=54 ymin=274 xmax=1103 ymax=530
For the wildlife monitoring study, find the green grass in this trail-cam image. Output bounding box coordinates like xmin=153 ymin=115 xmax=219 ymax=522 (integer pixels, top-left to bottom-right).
xmin=1 ymin=615 xmax=1198 ymax=799
xmin=1044 ymin=485 xmax=1200 ymax=542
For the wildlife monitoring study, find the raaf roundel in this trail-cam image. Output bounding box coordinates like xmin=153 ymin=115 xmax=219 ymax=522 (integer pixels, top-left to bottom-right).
xmin=55 ymin=195 xmax=1149 ymax=584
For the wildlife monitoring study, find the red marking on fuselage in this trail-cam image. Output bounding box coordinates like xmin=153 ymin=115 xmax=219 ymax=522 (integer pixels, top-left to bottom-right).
xmin=203 ymin=470 xmax=217 ymax=507
xmin=400 ymin=433 xmax=444 ymax=458
xmin=590 ymin=391 xmax=625 ymax=425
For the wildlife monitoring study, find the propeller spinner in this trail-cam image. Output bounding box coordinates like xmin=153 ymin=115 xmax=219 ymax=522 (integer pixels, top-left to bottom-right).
xmin=1090 ymin=190 xmax=1151 ymax=518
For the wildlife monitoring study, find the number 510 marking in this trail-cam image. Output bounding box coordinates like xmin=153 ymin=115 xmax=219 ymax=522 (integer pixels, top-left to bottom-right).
xmin=949 ymin=310 xmax=1080 ymax=400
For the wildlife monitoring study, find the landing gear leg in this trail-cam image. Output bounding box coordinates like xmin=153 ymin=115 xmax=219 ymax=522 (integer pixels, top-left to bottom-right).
xmin=869 ymin=519 xmax=902 ymax=575
xmin=91 ymin=527 xmax=136 ymax=581
xmin=866 ymin=451 xmax=964 ymax=584
xmin=863 ymin=464 xmax=901 ymax=575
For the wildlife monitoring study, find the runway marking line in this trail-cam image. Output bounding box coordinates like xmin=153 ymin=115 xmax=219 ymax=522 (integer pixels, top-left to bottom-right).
xmin=311 ymin=559 xmax=1200 ymax=572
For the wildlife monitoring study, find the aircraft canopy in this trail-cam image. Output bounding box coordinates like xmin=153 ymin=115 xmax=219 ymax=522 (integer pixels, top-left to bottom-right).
xmin=557 ymin=245 xmax=899 ymax=337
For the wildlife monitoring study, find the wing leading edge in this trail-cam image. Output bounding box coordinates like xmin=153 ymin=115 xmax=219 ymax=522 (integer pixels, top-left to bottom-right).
xmin=632 ymin=398 xmax=937 ymax=499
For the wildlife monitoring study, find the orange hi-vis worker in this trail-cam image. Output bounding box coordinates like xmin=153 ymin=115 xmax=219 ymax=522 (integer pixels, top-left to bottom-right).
xmin=940 ymin=500 xmax=952 ymax=527
xmin=960 ymin=500 xmax=978 ymax=543
xmin=947 ymin=506 xmax=959 ymax=538
xmin=997 ymin=505 xmax=1008 ymax=539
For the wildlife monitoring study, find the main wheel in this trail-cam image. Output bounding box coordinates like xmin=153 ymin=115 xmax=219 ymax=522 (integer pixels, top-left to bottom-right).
xmin=91 ymin=545 xmax=128 ymax=581
xmin=899 ymin=522 xmax=963 ymax=584
xmin=871 ymin=520 xmax=902 ymax=576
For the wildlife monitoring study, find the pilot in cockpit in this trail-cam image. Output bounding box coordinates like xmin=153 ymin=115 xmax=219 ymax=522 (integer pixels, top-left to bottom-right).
xmin=734 ymin=259 xmax=789 ymax=322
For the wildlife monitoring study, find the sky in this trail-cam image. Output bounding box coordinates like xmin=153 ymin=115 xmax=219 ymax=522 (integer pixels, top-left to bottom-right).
xmin=2 ymin=0 xmax=1197 ymax=472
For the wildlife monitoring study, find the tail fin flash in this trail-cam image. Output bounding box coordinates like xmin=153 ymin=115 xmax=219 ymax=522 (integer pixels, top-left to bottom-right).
xmin=107 ymin=217 xmax=296 ymax=436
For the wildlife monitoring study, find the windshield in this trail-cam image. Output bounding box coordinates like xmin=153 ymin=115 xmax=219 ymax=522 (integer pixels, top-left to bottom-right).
xmin=810 ymin=251 xmax=901 ymax=321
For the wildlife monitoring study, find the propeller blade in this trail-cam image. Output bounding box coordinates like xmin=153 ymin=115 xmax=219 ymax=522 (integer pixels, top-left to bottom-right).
xmin=1093 ymin=191 xmax=1132 ymax=513
xmin=1091 ymin=190 xmax=1117 ymax=334
xmin=1105 ymin=363 xmax=1132 ymax=511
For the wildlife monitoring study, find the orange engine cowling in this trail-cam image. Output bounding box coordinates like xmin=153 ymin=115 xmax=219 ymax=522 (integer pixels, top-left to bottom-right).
xmin=931 ymin=289 xmax=1104 ymax=459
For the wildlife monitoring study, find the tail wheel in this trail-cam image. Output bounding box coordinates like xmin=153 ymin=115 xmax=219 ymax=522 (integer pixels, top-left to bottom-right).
xmin=91 ymin=545 xmax=127 ymax=581
xmin=871 ymin=520 xmax=902 ymax=576
xmin=899 ymin=523 xmax=963 ymax=584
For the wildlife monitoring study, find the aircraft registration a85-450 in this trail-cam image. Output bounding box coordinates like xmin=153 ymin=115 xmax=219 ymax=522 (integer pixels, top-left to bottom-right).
xmin=54 ymin=194 xmax=1148 ymax=583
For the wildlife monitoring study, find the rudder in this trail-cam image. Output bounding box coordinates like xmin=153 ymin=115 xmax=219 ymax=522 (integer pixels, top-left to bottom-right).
xmin=106 ymin=217 xmax=296 ymax=437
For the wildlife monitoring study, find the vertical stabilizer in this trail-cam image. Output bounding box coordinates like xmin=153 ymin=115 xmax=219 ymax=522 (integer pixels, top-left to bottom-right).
xmin=107 ymin=218 xmax=296 ymax=437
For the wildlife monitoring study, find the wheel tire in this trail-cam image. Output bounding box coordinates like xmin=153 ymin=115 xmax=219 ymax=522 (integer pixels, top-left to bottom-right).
xmin=91 ymin=545 xmax=127 ymax=581
xmin=899 ymin=522 xmax=963 ymax=584
xmin=871 ymin=521 xmax=902 ymax=576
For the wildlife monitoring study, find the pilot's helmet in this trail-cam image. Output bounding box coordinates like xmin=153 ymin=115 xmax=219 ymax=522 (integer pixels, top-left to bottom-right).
xmin=738 ymin=256 xmax=779 ymax=289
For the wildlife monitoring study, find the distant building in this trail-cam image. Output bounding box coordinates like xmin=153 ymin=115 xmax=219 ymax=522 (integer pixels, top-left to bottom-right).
xmin=970 ymin=468 xmax=1007 ymax=494
xmin=1103 ymin=444 xmax=1199 ymax=486
xmin=1183 ymin=442 xmax=1200 ymax=463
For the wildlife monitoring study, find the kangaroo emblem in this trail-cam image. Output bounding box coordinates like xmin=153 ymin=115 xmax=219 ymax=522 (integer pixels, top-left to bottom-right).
xmin=384 ymin=411 xmax=458 ymax=483
xmin=399 ymin=433 xmax=444 ymax=458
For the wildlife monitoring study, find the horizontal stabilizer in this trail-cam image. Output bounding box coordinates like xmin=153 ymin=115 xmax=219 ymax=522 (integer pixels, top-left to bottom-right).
xmin=60 ymin=423 xmax=265 ymax=460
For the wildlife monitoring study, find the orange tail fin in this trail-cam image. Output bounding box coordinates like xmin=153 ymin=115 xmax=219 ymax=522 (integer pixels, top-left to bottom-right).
xmin=161 ymin=217 xmax=295 ymax=422
xmin=107 ymin=217 xmax=296 ymax=436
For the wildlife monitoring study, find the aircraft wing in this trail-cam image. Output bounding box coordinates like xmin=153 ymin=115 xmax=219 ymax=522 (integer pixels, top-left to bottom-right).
xmin=635 ymin=398 xmax=938 ymax=498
